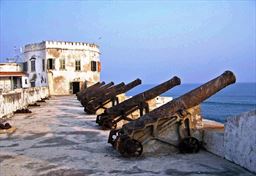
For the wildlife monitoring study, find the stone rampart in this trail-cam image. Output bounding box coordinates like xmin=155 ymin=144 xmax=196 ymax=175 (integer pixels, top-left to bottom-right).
xmin=203 ymin=110 xmax=256 ymax=173
xmin=0 ymin=87 xmax=49 ymax=119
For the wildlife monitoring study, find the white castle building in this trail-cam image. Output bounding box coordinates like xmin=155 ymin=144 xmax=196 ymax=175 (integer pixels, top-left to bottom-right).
xmin=23 ymin=40 xmax=101 ymax=95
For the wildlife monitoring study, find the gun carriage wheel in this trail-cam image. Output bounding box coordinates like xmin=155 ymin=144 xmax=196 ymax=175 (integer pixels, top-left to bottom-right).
xmin=117 ymin=135 xmax=143 ymax=157
xmin=179 ymin=137 xmax=200 ymax=153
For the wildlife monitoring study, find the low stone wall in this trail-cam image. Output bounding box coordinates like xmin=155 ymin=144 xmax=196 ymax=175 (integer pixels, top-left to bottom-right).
xmin=203 ymin=110 xmax=256 ymax=173
xmin=224 ymin=110 xmax=256 ymax=173
xmin=0 ymin=87 xmax=49 ymax=119
xmin=203 ymin=129 xmax=224 ymax=157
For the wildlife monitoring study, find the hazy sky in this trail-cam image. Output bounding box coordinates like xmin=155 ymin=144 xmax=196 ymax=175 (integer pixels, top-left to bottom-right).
xmin=0 ymin=0 xmax=255 ymax=83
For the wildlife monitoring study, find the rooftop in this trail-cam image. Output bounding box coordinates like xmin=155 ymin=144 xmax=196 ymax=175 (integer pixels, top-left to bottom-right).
xmin=0 ymin=71 xmax=26 ymax=77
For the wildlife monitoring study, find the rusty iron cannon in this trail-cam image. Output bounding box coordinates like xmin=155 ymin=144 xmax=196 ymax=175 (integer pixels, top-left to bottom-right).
xmin=85 ymin=79 xmax=142 ymax=114
xmin=81 ymin=82 xmax=114 ymax=104
xmin=81 ymin=82 xmax=114 ymax=106
xmin=77 ymin=82 xmax=104 ymax=101
xmin=108 ymin=71 xmax=236 ymax=157
xmin=96 ymin=76 xmax=181 ymax=130
xmin=83 ymin=82 xmax=125 ymax=113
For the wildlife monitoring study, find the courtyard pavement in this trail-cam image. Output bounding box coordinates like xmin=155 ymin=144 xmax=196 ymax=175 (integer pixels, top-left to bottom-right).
xmin=0 ymin=96 xmax=254 ymax=176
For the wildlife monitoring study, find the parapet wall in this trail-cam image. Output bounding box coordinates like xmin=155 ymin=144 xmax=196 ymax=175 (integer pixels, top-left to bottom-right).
xmin=203 ymin=110 xmax=256 ymax=173
xmin=224 ymin=110 xmax=256 ymax=173
xmin=24 ymin=41 xmax=99 ymax=53
xmin=0 ymin=87 xmax=49 ymax=119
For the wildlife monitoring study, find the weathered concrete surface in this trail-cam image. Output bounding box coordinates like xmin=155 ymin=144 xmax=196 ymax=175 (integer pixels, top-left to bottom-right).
xmin=203 ymin=129 xmax=225 ymax=157
xmin=0 ymin=96 xmax=254 ymax=176
xmin=224 ymin=110 xmax=256 ymax=173
xmin=202 ymin=119 xmax=225 ymax=157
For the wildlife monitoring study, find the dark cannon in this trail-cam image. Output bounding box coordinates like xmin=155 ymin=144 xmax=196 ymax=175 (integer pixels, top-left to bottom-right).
xmin=77 ymin=82 xmax=104 ymax=101
xmin=81 ymin=82 xmax=113 ymax=102
xmin=109 ymin=71 xmax=236 ymax=157
xmin=84 ymin=79 xmax=142 ymax=114
xmin=81 ymin=82 xmax=114 ymax=106
xmin=96 ymin=76 xmax=181 ymax=130
xmin=83 ymin=82 xmax=125 ymax=113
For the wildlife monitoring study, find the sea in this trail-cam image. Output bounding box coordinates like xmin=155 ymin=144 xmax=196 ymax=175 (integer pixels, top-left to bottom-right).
xmin=126 ymin=83 xmax=256 ymax=123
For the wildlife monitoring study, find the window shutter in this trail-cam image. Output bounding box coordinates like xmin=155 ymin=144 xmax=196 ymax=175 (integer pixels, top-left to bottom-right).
xmin=52 ymin=59 xmax=55 ymax=69
xmin=90 ymin=61 xmax=93 ymax=71
xmin=97 ymin=62 xmax=101 ymax=72
xmin=69 ymin=82 xmax=73 ymax=94
xmin=42 ymin=59 xmax=45 ymax=71
xmin=47 ymin=59 xmax=50 ymax=69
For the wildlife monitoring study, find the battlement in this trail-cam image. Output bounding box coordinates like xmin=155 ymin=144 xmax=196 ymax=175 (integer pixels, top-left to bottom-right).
xmin=24 ymin=40 xmax=99 ymax=53
xmin=45 ymin=40 xmax=99 ymax=48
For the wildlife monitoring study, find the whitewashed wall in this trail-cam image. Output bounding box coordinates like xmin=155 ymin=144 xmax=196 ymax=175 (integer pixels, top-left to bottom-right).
xmin=0 ymin=63 xmax=22 ymax=72
xmin=24 ymin=47 xmax=47 ymax=87
xmin=224 ymin=110 xmax=256 ymax=173
xmin=24 ymin=41 xmax=101 ymax=95
xmin=203 ymin=110 xmax=256 ymax=173
xmin=0 ymin=87 xmax=49 ymax=119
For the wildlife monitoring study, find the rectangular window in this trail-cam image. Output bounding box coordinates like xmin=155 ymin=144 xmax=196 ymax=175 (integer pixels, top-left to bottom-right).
xmin=60 ymin=59 xmax=65 ymax=70
xmin=42 ymin=59 xmax=45 ymax=71
xmin=47 ymin=58 xmax=55 ymax=70
xmin=91 ymin=61 xmax=97 ymax=72
xmin=75 ymin=60 xmax=81 ymax=71
xmin=31 ymin=82 xmax=35 ymax=87
xmin=31 ymin=60 xmax=35 ymax=72
xmin=23 ymin=62 xmax=27 ymax=72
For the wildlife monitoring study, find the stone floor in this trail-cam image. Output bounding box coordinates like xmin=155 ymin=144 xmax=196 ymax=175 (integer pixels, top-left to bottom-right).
xmin=0 ymin=96 xmax=254 ymax=176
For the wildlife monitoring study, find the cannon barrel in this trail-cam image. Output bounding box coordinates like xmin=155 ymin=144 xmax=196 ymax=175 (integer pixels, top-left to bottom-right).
xmin=84 ymin=82 xmax=125 ymax=112
xmin=85 ymin=82 xmax=123 ymax=104
xmin=96 ymin=76 xmax=181 ymax=129
xmin=123 ymin=78 xmax=142 ymax=92
xmin=86 ymin=79 xmax=142 ymax=113
xmin=86 ymin=81 xmax=104 ymax=91
xmin=124 ymin=70 xmax=236 ymax=133
xmin=85 ymin=81 xmax=114 ymax=98
xmin=90 ymin=79 xmax=141 ymax=107
xmin=77 ymin=82 xmax=104 ymax=101
xmin=81 ymin=82 xmax=114 ymax=106
xmin=98 ymin=81 xmax=115 ymax=90
xmin=106 ymin=76 xmax=180 ymax=115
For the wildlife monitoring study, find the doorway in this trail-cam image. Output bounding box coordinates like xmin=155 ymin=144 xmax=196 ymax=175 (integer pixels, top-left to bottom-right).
xmin=72 ymin=82 xmax=80 ymax=94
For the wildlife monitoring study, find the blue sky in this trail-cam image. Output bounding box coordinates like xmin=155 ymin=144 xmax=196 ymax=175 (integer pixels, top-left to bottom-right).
xmin=0 ymin=0 xmax=255 ymax=83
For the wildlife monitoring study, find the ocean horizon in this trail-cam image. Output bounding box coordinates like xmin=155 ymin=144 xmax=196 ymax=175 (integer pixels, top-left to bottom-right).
xmin=126 ymin=82 xmax=256 ymax=123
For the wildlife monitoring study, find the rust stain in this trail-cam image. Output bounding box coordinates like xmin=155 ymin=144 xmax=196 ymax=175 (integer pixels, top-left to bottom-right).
xmin=53 ymin=76 xmax=67 ymax=94
xmin=47 ymin=49 xmax=61 ymax=58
